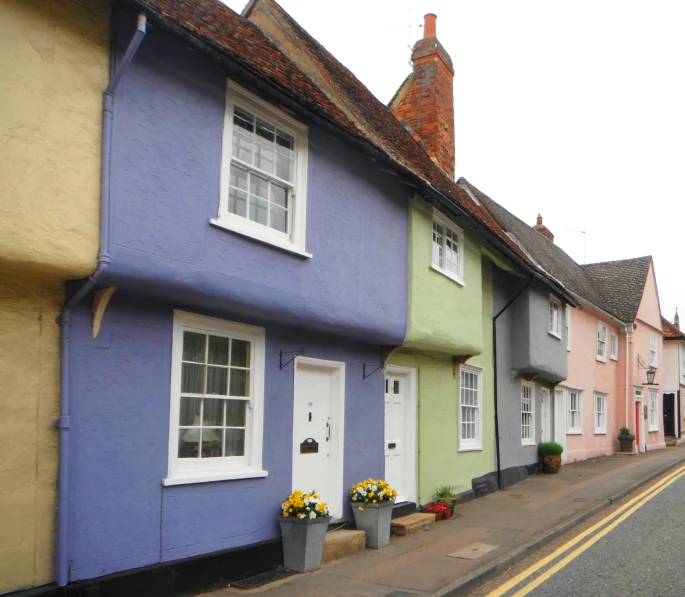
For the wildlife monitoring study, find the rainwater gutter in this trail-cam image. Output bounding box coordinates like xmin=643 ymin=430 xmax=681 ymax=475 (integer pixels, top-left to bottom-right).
xmin=493 ymin=276 xmax=535 ymax=490
xmin=53 ymin=13 xmax=147 ymax=588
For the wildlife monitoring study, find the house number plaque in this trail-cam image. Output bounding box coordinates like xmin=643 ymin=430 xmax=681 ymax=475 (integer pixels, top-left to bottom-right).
xmin=300 ymin=438 xmax=319 ymax=454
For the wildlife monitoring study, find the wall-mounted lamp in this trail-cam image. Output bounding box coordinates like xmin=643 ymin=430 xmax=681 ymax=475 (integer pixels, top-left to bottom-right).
xmin=637 ymin=354 xmax=658 ymax=386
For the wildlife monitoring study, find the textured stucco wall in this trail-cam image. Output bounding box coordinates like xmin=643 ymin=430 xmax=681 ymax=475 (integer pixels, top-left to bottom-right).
xmin=0 ymin=0 xmax=107 ymax=278
xmin=0 ymin=273 xmax=62 ymax=593
xmin=106 ymin=16 xmax=408 ymax=344
xmin=564 ymin=306 xmax=620 ymax=462
xmin=404 ymin=196 xmax=483 ymax=355
xmin=66 ymin=294 xmax=386 ymax=581
xmin=389 ymin=259 xmax=496 ymax=502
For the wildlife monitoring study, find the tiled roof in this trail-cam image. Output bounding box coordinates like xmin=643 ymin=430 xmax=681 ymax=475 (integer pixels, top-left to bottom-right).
xmin=131 ymin=0 xmax=569 ymax=296
xmin=580 ymin=257 xmax=652 ymax=323
xmin=662 ymin=316 xmax=684 ymax=340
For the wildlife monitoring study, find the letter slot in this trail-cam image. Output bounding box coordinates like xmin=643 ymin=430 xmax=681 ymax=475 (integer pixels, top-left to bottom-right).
xmin=300 ymin=438 xmax=319 ymax=454
xmin=388 ymin=442 xmax=397 ymax=450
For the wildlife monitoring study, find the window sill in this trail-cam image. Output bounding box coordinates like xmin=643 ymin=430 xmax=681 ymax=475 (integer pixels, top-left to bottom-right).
xmin=548 ymin=331 xmax=562 ymax=341
xmin=162 ymin=469 xmax=269 ymax=486
xmin=648 ymin=428 xmax=659 ymax=433
xmin=596 ymin=357 xmax=607 ymax=364
xmin=458 ymin=446 xmax=483 ymax=453
xmin=610 ymin=356 xmax=618 ymax=361
xmin=210 ymin=218 xmax=312 ymax=259
xmin=429 ymin=265 xmax=464 ymax=287
xmin=521 ymin=440 xmax=536 ymax=447
xmin=594 ymin=431 xmax=607 ymax=435
xmin=567 ymin=430 xmax=583 ymax=435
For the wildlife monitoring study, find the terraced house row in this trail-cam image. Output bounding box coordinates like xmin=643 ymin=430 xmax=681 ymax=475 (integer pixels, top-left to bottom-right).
xmin=1 ymin=0 xmax=680 ymax=595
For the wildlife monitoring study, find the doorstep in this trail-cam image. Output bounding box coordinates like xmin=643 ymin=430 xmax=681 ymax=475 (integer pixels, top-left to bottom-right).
xmin=390 ymin=512 xmax=435 ymax=536
xmin=322 ymin=530 xmax=365 ymax=563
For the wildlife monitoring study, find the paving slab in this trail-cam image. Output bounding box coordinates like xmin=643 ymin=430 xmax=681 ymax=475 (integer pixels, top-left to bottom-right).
xmin=202 ymin=447 xmax=685 ymax=597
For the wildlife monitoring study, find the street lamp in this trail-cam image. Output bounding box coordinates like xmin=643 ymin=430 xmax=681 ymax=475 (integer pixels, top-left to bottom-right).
xmin=646 ymin=368 xmax=656 ymax=385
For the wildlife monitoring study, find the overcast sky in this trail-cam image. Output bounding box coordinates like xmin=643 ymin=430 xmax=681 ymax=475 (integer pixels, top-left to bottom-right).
xmin=222 ymin=0 xmax=684 ymax=323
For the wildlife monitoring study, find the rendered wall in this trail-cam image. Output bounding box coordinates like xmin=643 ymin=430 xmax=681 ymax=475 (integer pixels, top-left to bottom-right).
xmin=390 ymin=259 xmax=495 ymax=502
xmin=0 ymin=0 xmax=107 ymax=279
xmin=0 ymin=274 xmax=62 ymax=593
xmin=404 ymin=197 xmax=483 ymax=355
xmin=106 ymin=16 xmax=408 ymax=345
xmin=564 ymin=306 xmax=620 ymax=462
xmin=66 ymin=293 xmax=386 ymax=582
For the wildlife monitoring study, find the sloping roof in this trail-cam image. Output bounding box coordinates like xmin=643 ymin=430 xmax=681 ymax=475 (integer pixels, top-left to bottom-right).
xmin=130 ymin=0 xmax=573 ymax=297
xmin=580 ymin=257 xmax=652 ymax=323
xmin=662 ymin=316 xmax=684 ymax=340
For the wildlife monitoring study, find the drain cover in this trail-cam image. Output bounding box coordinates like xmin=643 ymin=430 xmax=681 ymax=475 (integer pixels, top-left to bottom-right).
xmin=447 ymin=543 xmax=499 ymax=560
xmin=231 ymin=568 xmax=298 ymax=589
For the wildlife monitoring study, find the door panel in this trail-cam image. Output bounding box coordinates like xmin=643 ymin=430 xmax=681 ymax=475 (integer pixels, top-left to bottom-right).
xmin=384 ymin=375 xmax=406 ymax=502
xmin=664 ymin=393 xmax=675 ymax=436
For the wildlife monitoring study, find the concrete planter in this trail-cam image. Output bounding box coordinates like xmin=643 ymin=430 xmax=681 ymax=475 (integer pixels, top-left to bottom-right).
xmin=542 ymin=454 xmax=562 ymax=474
xmin=350 ymin=501 xmax=394 ymax=549
xmin=279 ymin=515 xmax=331 ymax=572
xmin=619 ymin=438 xmax=635 ymax=453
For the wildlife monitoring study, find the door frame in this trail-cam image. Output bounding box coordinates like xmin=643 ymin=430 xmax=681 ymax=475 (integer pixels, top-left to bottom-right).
xmin=292 ymin=356 xmax=346 ymax=518
xmin=384 ymin=365 xmax=417 ymax=504
xmin=540 ymin=387 xmax=551 ymax=443
xmin=554 ymin=387 xmax=567 ymax=461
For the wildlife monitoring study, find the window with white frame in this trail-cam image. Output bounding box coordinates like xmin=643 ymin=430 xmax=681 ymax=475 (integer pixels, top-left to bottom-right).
xmin=521 ymin=381 xmax=535 ymax=445
xmin=567 ymin=390 xmax=583 ymax=433
xmin=649 ymin=388 xmax=659 ymax=431
xmin=566 ymin=305 xmax=572 ymax=351
xmin=649 ymin=333 xmax=658 ymax=367
xmin=165 ymin=311 xmax=266 ymax=485
xmin=214 ymin=81 xmax=309 ymax=255
xmin=597 ymin=323 xmax=607 ymax=362
xmin=594 ymin=393 xmax=607 ymax=434
xmin=610 ymin=333 xmax=618 ymax=360
xmin=431 ymin=210 xmax=464 ymax=285
xmin=459 ymin=366 xmax=483 ymax=450
xmin=549 ymin=295 xmax=562 ymax=338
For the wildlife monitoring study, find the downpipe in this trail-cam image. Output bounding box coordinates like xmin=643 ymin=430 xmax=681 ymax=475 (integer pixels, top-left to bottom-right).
xmin=53 ymin=13 xmax=146 ymax=588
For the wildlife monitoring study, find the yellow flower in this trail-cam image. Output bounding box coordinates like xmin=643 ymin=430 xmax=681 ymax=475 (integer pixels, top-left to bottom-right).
xmin=283 ymin=512 xmax=289 ymax=517
xmin=368 ymin=492 xmax=374 ymax=497
xmin=358 ymin=507 xmax=364 ymax=511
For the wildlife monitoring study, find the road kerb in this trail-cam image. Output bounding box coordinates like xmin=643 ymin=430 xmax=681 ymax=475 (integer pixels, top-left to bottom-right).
xmin=436 ymin=452 xmax=685 ymax=597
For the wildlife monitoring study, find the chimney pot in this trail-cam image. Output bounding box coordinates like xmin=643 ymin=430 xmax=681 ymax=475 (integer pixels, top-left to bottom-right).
xmin=536 ymin=214 xmax=543 ymax=226
xmin=424 ymin=13 xmax=437 ymax=38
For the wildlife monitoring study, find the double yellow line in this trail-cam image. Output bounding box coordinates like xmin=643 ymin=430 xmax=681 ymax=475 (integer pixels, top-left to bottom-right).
xmin=485 ymin=464 xmax=685 ymax=597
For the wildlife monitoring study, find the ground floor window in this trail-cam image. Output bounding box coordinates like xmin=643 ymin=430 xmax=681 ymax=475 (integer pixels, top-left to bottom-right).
xmin=567 ymin=390 xmax=583 ymax=433
xmin=521 ymin=381 xmax=535 ymax=445
xmin=649 ymin=389 xmax=659 ymax=431
xmin=594 ymin=393 xmax=607 ymax=434
xmin=459 ymin=366 xmax=483 ymax=450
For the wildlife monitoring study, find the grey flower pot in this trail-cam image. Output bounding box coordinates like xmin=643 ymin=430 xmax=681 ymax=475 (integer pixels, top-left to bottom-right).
xmin=279 ymin=515 xmax=331 ymax=572
xmin=350 ymin=501 xmax=394 ymax=549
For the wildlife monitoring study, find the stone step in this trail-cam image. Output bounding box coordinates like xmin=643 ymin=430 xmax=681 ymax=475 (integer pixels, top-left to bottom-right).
xmin=322 ymin=530 xmax=366 ymax=563
xmin=390 ymin=512 xmax=435 ymax=536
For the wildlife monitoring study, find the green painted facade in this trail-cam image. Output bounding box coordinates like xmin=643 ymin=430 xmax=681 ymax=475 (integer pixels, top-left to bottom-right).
xmin=389 ymin=195 xmax=503 ymax=503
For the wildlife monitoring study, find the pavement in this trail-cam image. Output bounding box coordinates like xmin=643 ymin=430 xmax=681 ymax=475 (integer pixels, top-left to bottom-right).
xmin=202 ymin=447 xmax=685 ymax=597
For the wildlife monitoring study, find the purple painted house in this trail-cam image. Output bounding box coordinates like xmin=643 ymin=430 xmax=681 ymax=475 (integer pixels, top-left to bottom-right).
xmin=59 ymin=2 xmax=408 ymax=593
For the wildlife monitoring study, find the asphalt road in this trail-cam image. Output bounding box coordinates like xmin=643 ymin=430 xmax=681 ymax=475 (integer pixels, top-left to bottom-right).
xmin=483 ymin=471 xmax=685 ymax=597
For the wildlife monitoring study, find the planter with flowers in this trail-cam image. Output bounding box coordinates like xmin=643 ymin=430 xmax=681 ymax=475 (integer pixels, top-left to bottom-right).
xmin=618 ymin=427 xmax=636 ymax=453
xmin=279 ymin=490 xmax=331 ymax=572
xmin=350 ymin=479 xmax=397 ymax=549
xmin=424 ymin=501 xmax=449 ymax=521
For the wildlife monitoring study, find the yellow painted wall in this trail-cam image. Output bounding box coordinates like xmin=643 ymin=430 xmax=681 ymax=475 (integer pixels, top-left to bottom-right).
xmin=0 ymin=274 xmax=63 ymax=592
xmin=0 ymin=0 xmax=108 ymax=279
xmin=0 ymin=0 xmax=108 ymax=591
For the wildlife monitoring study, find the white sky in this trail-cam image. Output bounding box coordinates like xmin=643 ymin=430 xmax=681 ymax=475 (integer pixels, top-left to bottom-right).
xmin=222 ymin=0 xmax=684 ymax=323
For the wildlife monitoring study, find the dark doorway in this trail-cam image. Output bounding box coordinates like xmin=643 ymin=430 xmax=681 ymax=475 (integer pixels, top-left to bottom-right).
xmin=664 ymin=393 xmax=676 ymax=437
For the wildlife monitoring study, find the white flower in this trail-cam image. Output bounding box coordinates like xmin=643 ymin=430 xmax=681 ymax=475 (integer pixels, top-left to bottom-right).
xmin=309 ymin=511 xmax=316 ymax=519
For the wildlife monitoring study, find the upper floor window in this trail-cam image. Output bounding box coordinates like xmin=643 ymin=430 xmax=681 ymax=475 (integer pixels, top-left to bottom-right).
xmin=610 ymin=333 xmax=618 ymax=360
xmin=549 ymin=295 xmax=562 ymax=339
xmin=521 ymin=381 xmax=535 ymax=446
xmin=649 ymin=333 xmax=658 ymax=367
xmin=164 ymin=311 xmax=267 ymax=486
xmin=597 ymin=323 xmax=607 ymax=363
xmin=214 ymin=81 xmax=310 ymax=257
xmin=431 ymin=210 xmax=464 ymax=285
xmin=567 ymin=390 xmax=583 ymax=433
xmin=459 ymin=366 xmax=483 ymax=451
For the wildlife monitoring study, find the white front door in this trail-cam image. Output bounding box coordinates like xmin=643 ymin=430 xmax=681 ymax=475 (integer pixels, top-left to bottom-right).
xmin=384 ymin=367 xmax=416 ymax=504
xmin=554 ymin=388 xmax=567 ymax=462
xmin=541 ymin=388 xmax=551 ymax=442
xmin=292 ymin=358 xmax=345 ymax=518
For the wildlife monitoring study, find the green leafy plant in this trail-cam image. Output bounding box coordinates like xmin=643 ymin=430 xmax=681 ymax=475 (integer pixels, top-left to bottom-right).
xmin=618 ymin=427 xmax=635 ymax=440
xmin=432 ymin=485 xmax=459 ymax=508
xmin=538 ymin=442 xmax=564 ymax=457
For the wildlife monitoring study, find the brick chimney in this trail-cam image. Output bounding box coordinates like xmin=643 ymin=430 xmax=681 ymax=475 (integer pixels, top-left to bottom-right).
xmin=390 ymin=13 xmax=455 ymax=178
xmin=533 ymin=214 xmax=554 ymax=242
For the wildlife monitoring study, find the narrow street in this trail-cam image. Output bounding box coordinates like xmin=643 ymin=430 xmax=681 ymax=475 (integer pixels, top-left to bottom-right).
xmin=476 ymin=464 xmax=685 ymax=597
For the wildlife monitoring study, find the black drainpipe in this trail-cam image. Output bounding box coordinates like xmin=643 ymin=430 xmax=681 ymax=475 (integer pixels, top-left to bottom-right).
xmin=493 ymin=276 xmax=535 ymax=490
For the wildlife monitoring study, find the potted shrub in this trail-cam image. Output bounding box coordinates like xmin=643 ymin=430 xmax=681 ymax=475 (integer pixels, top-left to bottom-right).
xmin=538 ymin=442 xmax=564 ymax=474
xmin=424 ymin=501 xmax=449 ymax=521
xmin=279 ymin=490 xmax=331 ymax=572
xmin=432 ymin=485 xmax=460 ymax=515
xmin=350 ymin=479 xmax=397 ymax=549
xmin=618 ymin=427 xmax=636 ymax=453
